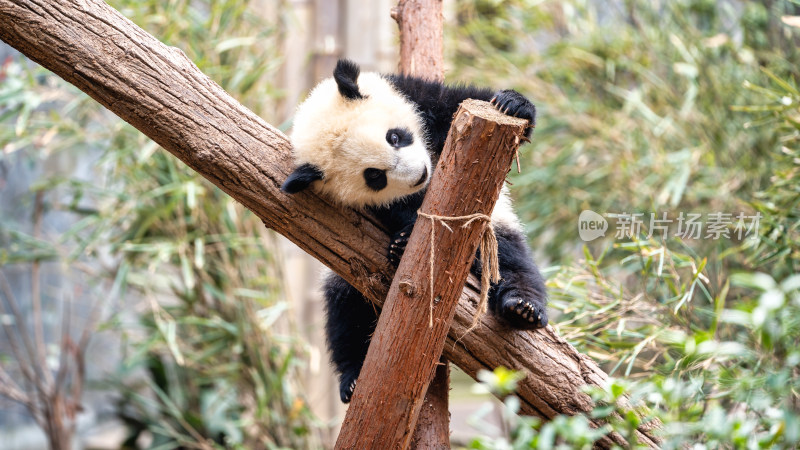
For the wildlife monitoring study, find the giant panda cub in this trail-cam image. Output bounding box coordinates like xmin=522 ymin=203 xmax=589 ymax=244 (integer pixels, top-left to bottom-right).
xmin=282 ymin=59 xmax=547 ymax=403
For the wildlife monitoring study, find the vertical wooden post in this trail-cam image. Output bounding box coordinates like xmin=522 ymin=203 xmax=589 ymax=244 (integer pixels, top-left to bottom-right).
xmin=392 ymin=1 xmax=450 ymax=447
xmin=410 ymin=362 xmax=451 ymax=449
xmin=391 ymin=0 xmax=444 ymax=79
xmin=334 ymin=100 xmax=528 ymax=449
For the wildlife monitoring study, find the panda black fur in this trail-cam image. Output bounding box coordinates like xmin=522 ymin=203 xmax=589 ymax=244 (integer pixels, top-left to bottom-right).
xmin=282 ymin=60 xmax=547 ymax=403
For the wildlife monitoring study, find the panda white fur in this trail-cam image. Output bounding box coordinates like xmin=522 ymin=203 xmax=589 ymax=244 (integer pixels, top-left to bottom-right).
xmin=282 ymin=60 xmax=547 ymax=403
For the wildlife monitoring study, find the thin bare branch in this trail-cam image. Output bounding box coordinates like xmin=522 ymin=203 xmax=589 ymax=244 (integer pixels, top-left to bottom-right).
xmin=32 ymin=190 xmax=53 ymax=388
xmin=0 ymin=365 xmax=34 ymax=408
xmin=53 ymin=292 xmax=72 ymax=399
xmin=0 ymin=270 xmax=48 ymax=394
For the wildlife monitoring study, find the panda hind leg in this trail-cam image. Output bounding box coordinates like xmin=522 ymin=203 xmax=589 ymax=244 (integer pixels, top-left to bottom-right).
xmin=494 ymin=271 xmax=548 ymax=330
xmin=385 ymin=214 xmax=548 ymax=329
xmin=323 ymin=273 xmax=378 ymax=403
xmin=489 ymin=225 xmax=548 ymax=330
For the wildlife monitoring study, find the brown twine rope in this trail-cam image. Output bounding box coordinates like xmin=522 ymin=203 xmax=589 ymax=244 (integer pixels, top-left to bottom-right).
xmin=416 ymin=211 xmax=500 ymax=330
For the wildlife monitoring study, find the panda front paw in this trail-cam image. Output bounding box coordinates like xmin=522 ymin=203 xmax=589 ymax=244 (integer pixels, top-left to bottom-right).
xmin=491 ymin=90 xmax=536 ymax=137
xmin=497 ymin=293 xmax=548 ymax=330
xmin=339 ymin=373 xmax=358 ymax=403
xmin=388 ymin=224 xmax=414 ymax=267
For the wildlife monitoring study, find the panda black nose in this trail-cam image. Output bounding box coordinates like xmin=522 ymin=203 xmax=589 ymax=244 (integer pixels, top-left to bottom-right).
xmin=413 ymin=167 xmax=428 ymax=187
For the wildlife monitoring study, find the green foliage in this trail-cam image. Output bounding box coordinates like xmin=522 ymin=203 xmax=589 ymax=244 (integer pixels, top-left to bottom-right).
xmin=1 ymin=0 xmax=319 ymax=448
xmin=734 ymin=69 xmax=800 ymax=277
xmin=475 ymin=367 xmax=527 ymax=397
xmin=450 ymin=0 xmax=797 ymax=261
xmin=467 ymin=368 xmax=609 ymax=450
xmin=583 ymin=269 xmax=800 ymax=447
xmin=454 ymin=0 xmax=800 ymax=448
xmin=113 ymin=0 xmax=283 ymax=119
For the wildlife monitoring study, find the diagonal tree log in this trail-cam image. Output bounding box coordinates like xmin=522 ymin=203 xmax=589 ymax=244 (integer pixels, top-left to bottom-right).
xmin=0 ymin=0 xmax=661 ymax=448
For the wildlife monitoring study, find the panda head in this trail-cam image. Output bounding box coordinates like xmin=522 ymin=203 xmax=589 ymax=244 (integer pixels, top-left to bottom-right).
xmin=281 ymin=60 xmax=431 ymax=207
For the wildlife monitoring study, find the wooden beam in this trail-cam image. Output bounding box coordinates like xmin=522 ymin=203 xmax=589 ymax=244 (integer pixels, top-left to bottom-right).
xmin=336 ymin=100 xmax=526 ymax=449
xmin=390 ymin=0 xmax=450 ymax=447
xmin=391 ymin=0 xmax=444 ymax=79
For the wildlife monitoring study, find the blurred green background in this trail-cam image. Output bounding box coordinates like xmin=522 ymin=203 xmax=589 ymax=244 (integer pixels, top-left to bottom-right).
xmin=0 ymin=0 xmax=798 ymax=448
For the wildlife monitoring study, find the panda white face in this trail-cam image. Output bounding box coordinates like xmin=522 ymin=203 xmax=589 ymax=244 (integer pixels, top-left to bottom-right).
xmin=283 ymin=62 xmax=431 ymax=208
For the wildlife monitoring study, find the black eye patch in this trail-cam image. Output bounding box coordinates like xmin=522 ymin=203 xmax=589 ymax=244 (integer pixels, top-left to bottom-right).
xmin=363 ymin=168 xmax=387 ymax=191
xmin=385 ymin=128 xmax=413 ymax=148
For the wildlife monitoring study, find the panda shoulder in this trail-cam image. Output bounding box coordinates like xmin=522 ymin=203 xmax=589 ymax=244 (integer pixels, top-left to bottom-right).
xmin=384 ymin=73 xmax=494 ymax=111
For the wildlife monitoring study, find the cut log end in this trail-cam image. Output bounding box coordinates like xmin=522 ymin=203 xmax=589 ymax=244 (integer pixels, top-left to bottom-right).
xmin=460 ymin=99 xmax=530 ymax=128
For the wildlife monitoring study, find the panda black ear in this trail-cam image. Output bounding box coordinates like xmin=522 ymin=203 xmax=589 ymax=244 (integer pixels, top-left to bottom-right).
xmin=281 ymin=163 xmax=324 ymax=194
xmin=333 ymin=59 xmax=365 ymax=100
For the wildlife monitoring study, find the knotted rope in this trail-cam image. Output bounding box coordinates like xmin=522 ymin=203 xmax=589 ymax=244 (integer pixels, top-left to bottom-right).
xmin=416 ymin=211 xmax=500 ymax=330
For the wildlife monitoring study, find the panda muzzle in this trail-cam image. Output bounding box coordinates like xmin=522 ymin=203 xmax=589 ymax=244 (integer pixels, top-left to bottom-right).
xmin=413 ymin=167 xmax=428 ymax=187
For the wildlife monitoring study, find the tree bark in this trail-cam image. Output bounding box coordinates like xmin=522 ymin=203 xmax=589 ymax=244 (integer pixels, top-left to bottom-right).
xmin=410 ymin=362 xmax=450 ymax=450
xmin=391 ymin=0 xmax=444 ymax=79
xmin=390 ymin=1 xmax=451 ymax=447
xmin=0 ymin=1 xmax=661 ymax=448
xmin=336 ymin=101 xmax=526 ymax=449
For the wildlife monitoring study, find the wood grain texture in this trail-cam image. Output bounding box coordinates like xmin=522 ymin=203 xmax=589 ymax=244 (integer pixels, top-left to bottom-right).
xmin=389 ymin=1 xmax=450 ymax=447
xmin=336 ymin=101 xmax=526 ymax=449
xmin=0 ymin=1 xmax=661 ymax=448
xmin=409 ymin=362 xmax=450 ymax=450
xmin=391 ymin=0 xmax=444 ymax=80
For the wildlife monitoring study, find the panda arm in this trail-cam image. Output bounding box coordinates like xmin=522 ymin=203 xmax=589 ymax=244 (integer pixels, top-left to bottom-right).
xmin=386 ymin=74 xmax=536 ymax=153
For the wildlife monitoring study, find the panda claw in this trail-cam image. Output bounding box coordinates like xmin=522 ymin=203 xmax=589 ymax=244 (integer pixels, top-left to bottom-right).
xmin=388 ymin=224 xmax=414 ymax=267
xmin=499 ymin=294 xmax=548 ymax=330
xmin=340 ymin=376 xmax=358 ymax=403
